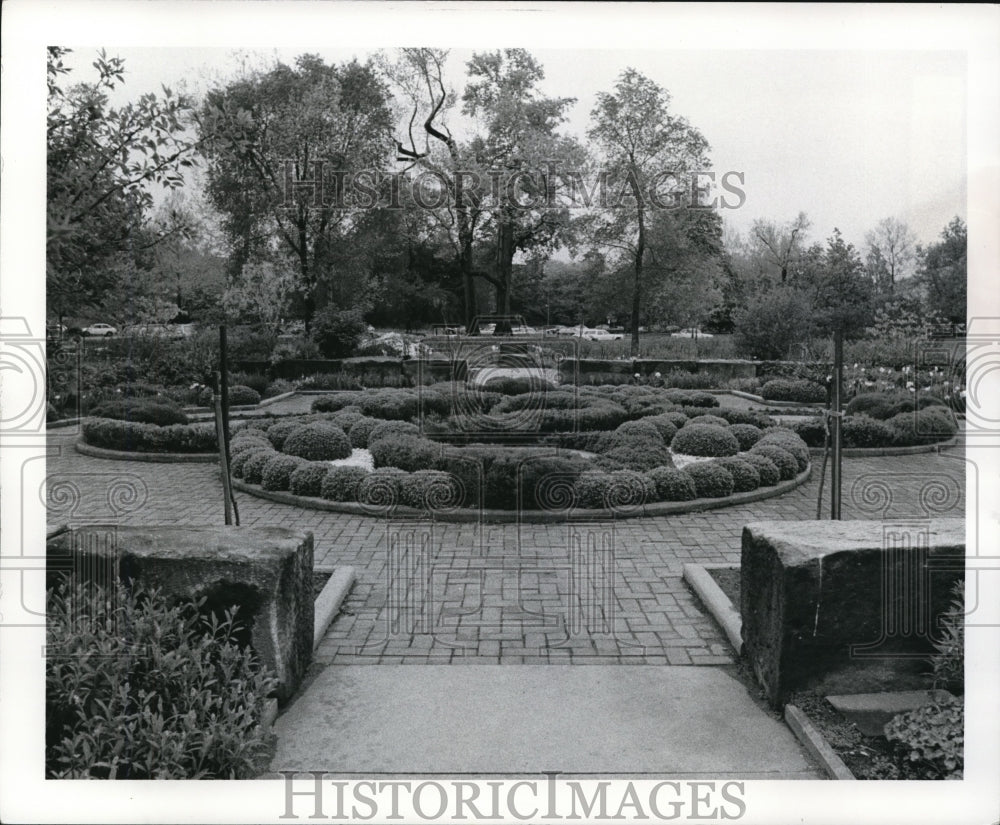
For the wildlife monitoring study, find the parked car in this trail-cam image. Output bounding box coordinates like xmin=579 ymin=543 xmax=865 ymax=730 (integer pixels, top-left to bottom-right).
xmin=81 ymin=323 xmax=117 ymax=337
xmin=510 ymin=325 xmax=537 ymax=336
xmin=669 ymin=327 xmax=713 ymax=339
xmin=46 ymin=322 xmax=67 ymax=338
xmin=587 ymin=329 xmax=624 ymax=341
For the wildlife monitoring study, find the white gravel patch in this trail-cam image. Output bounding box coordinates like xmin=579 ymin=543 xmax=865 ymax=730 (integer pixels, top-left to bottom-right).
xmin=328 ymin=448 xmax=374 ymax=471
xmin=669 ymin=451 xmax=718 ymax=470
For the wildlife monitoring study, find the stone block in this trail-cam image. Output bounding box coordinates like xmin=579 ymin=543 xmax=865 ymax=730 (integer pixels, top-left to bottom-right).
xmin=740 ymin=519 xmax=963 ymax=707
xmin=48 ymin=525 xmax=314 ymax=703
xmin=826 ymin=689 xmax=955 ymax=736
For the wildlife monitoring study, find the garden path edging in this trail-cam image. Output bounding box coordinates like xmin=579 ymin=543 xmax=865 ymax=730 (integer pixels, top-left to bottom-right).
xmin=682 ymin=563 xmax=742 ymax=654
xmin=313 ymin=567 xmax=354 ymax=652
xmin=784 ymin=704 xmax=856 ymax=780
xmin=807 ymin=436 xmax=958 ymax=457
xmin=232 ymin=465 xmax=811 ymax=523
xmin=75 ymin=439 xmax=217 ymax=463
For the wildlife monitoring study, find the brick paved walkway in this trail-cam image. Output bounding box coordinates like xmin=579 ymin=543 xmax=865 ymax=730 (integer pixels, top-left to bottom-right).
xmin=46 ymin=429 xmax=966 ymax=666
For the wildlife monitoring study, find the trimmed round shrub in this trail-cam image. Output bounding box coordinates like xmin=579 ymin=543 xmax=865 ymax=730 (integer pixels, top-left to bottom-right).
xmin=645 ymin=466 xmax=697 ymax=502
xmin=670 ymin=424 xmax=740 ymax=457
xmin=715 ymin=408 xmax=775 ymax=428
xmin=231 ymin=435 xmax=272 ymax=456
xmin=347 ymin=417 xmax=381 ymax=448
xmin=320 ymin=466 xmax=371 ymax=502
xmin=399 ymin=470 xmax=462 ymax=510
xmin=311 ymin=393 xmax=363 ymax=414
xmin=757 ymin=429 xmax=810 ymax=472
xmin=356 ymin=389 xmax=421 ymax=421
xmin=356 ymin=468 xmax=407 ymax=507
xmin=683 ymin=463 xmax=735 ymax=499
xmin=683 ymin=414 xmax=729 ymax=429
xmin=368 ymin=420 xmax=421 ymax=444
xmin=641 ymin=414 xmax=679 ymax=443
xmin=601 ymin=444 xmax=674 ymax=472
xmin=479 ymin=375 xmax=549 ymax=395
xmin=612 ymin=419 xmax=665 ymax=446
xmin=328 ymin=409 xmax=366 ymax=432
xmin=261 ymin=455 xmax=308 ymax=491
xmin=573 ymin=470 xmax=650 ymax=510
xmin=289 ymin=461 xmax=331 ymax=497
xmin=231 ymin=445 xmax=272 ymax=479
xmin=712 ymin=457 xmax=760 ymax=493
xmin=282 ymin=422 xmax=351 ymax=461
xmin=760 ymin=378 xmax=826 ymax=403
xmin=81 ymin=419 xmax=217 ymax=454
xmin=885 ymin=408 xmax=958 ymax=446
xmin=791 ymin=417 xmax=827 ymax=447
xmin=841 ymin=416 xmax=895 ymax=448
xmin=242 ymin=450 xmax=279 ymax=485
xmin=846 ymin=392 xmax=947 ymax=421
xmin=574 ymin=472 xmax=613 ymax=510
xmin=89 ymin=397 xmax=189 ymax=426
xmin=749 ymin=444 xmax=798 ymax=480
xmin=368 ymin=434 xmax=439 ymax=472
xmin=227 ymin=385 xmax=261 ymax=406
xmin=739 ymin=452 xmax=780 ymax=487
xmin=234 ymin=424 xmax=269 ymax=440
xmin=728 ymin=423 xmax=764 ymax=451
xmin=664 ymin=389 xmax=718 ymax=408
xmin=266 ymin=418 xmax=309 ymax=451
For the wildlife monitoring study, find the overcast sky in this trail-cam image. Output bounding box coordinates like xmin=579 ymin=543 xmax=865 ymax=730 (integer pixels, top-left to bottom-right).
xmin=62 ymin=45 xmax=967 ymax=252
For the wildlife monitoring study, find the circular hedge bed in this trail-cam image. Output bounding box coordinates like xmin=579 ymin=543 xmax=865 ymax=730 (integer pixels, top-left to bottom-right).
xmin=226 ymin=384 xmax=812 ymax=518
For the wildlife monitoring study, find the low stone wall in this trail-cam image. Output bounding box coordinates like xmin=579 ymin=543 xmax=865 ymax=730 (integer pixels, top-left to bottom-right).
xmin=47 ymin=525 xmax=314 ymax=704
xmin=740 ymin=519 xmax=964 ymax=707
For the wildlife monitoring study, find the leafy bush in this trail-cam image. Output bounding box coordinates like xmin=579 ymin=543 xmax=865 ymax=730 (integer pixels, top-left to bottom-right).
xmin=541 ymin=431 xmax=617 ymax=454
xmin=261 ymin=455 xmax=308 ymax=491
xmin=930 ymin=581 xmax=964 ymax=693
xmin=662 ymin=389 xmax=718 ymax=408
xmin=739 ymin=452 xmax=780 ymax=486
xmin=748 ymin=443 xmax=798 ymax=480
xmin=884 ymin=696 xmax=963 ymax=779
xmin=289 ymin=461 xmax=331 ymax=497
xmin=227 ymin=385 xmax=262 ymax=406
xmin=311 ymin=305 xmax=368 ymax=358
xmin=645 ymin=466 xmax=697 ymax=501
xmin=311 ymin=393 xmax=364 ymax=414
xmin=399 ymin=470 xmax=463 ymax=510
xmin=46 ymin=581 xmax=276 ymax=779
xmin=683 ymin=462 xmax=735 ymax=499
xmin=885 ymin=408 xmax=958 ymax=446
xmin=481 ymin=454 xmax=585 ymax=510
xmin=714 ymin=408 xmax=775 ymax=428
xmin=760 ymin=378 xmax=826 ymax=403
xmin=320 ymin=466 xmax=371 ymax=502
xmin=82 ymin=419 xmax=217 ymax=454
xmin=670 ymin=424 xmax=740 ymax=457
xmin=328 ymin=408 xmax=367 ymax=432
xmin=229 ymin=371 xmax=270 ymax=397
xmin=845 ymin=392 xmax=947 ymax=421
xmin=89 ymin=397 xmax=189 ymax=426
xmin=231 ymin=434 xmax=273 ymax=456
xmin=368 ymin=434 xmax=439 ymax=472
xmin=600 ymin=443 xmax=674 ymax=472
xmin=573 ymin=470 xmax=651 ymax=510
xmin=347 ymin=417 xmax=381 ymax=448
xmin=231 ymin=445 xmax=272 ymax=479
xmin=367 ymin=420 xmax=421 ymax=444
xmin=242 ymin=450 xmax=279 ymax=485
xmin=282 ymin=422 xmax=352 ymax=461
xmin=479 ymin=375 xmax=551 ymax=395
xmin=683 ymin=414 xmax=729 ymax=429
xmin=841 ymin=416 xmax=895 ymax=448
xmin=732 ymin=286 xmax=814 ymax=360
xmin=728 ymin=423 xmax=764 ymax=451
xmin=756 ymin=429 xmax=810 ymax=471
xmin=612 ymin=419 xmax=665 ymax=446
xmin=711 ymin=457 xmax=760 ymax=493
xmin=791 ymin=417 xmax=827 ymax=447
xmin=640 ymin=414 xmax=680 ymax=443
xmin=266 ymin=417 xmax=309 ymax=451
xmin=356 ymin=468 xmax=407 ymax=507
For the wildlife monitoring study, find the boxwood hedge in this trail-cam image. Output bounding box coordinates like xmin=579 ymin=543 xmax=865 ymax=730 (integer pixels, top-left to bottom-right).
xmin=683 ymin=463 xmax=735 ymax=499
xmin=748 ymin=443 xmax=798 ymax=480
xmin=282 ymin=422 xmax=352 ymax=461
xmin=671 ymin=424 xmax=740 ymax=457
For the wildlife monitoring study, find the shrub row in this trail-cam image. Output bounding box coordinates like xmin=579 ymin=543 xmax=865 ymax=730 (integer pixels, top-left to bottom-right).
xmin=82 ymin=418 xmax=218 ymax=453
xmin=88 ymin=397 xmax=189 ymax=426
xmin=760 ymin=378 xmax=827 ymax=403
xmin=791 ymin=408 xmax=958 ymax=449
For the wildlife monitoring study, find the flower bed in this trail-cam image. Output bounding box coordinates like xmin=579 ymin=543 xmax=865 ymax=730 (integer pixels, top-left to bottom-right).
xmin=228 ymin=385 xmax=811 ymax=518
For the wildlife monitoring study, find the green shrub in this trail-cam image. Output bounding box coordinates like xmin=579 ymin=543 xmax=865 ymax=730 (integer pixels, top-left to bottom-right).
xmin=711 ymin=457 xmax=760 ymax=493
xmin=663 ymin=389 xmax=719 ymax=408
xmin=930 ymin=581 xmax=964 ymax=693
xmin=266 ymin=417 xmax=309 ymax=451
xmin=640 ymin=414 xmax=679 ymax=443
xmin=846 ymin=392 xmax=947 ymax=421
xmin=541 ymin=431 xmax=617 ymax=454
xmin=89 ymin=397 xmax=189 ymax=426
xmin=760 ymin=378 xmax=826 ymax=403
xmin=885 ymin=408 xmax=958 ymax=446
xmin=645 ymin=466 xmax=697 ymax=501
xmin=328 ymin=409 xmax=367 ymax=432
xmin=728 ymin=423 xmax=764 ymax=451
xmin=227 ymin=385 xmax=262 ymax=406
xmin=482 ymin=454 xmax=586 ymax=510
xmin=573 ymin=470 xmax=651 ymax=510
xmin=282 ymin=422 xmax=352 ymax=461
xmin=356 ymin=468 xmax=407 ymax=507
xmin=884 ymin=696 xmax=963 ymax=779
xmin=399 ymin=470 xmax=463 ymax=510
xmin=683 ymin=462 xmax=735 ymax=498
xmin=311 ymin=305 xmax=368 ymax=358
xmin=311 ymin=393 xmax=364 ymax=414
xmin=242 ymin=450 xmax=279 ymax=485
xmin=748 ymin=444 xmax=798 ymax=480
xmin=683 ymin=414 xmax=728 ymax=429
xmin=229 ymin=371 xmax=269 ymax=397
xmin=670 ymin=424 xmax=740 ymax=457
xmin=601 ymin=443 xmax=674 ymax=472
xmin=791 ymin=417 xmax=827 ymax=447
xmin=261 ymin=454 xmax=308 ymax=491
xmin=289 ymin=461 xmax=331 ymax=497
xmin=231 ymin=445 xmax=272 ymax=479
xmin=756 ymin=429 xmax=810 ymax=471
xmin=368 ymin=434 xmax=439 ymax=472
xmin=714 ymin=408 xmax=775 ymax=428
xmin=612 ymin=419 xmax=665 ymax=446
xmin=841 ymin=416 xmax=895 ymax=448
xmin=230 ymin=435 xmax=273 ymax=456
xmin=82 ymin=419 xmax=217 ymax=454
xmin=739 ymin=452 xmax=780 ymax=486
xmin=479 ymin=375 xmax=551 ymax=395
xmin=320 ymin=466 xmax=371 ymax=502
xmin=46 ymin=581 xmax=276 ymax=779
xmin=368 ymin=420 xmax=421 ymax=444
xmin=347 ymin=417 xmax=381 ymax=448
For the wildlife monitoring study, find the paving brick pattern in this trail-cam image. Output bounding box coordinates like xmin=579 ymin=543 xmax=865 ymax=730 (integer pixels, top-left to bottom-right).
xmin=46 ymin=429 xmax=966 ymax=666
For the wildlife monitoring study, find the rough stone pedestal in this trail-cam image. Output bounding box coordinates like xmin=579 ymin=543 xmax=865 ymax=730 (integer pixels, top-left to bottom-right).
xmin=48 ymin=525 xmax=314 ymax=703
xmin=740 ymin=519 xmax=964 ymax=707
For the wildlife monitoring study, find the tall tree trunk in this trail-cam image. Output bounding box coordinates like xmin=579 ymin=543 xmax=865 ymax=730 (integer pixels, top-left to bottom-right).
xmin=630 ymin=196 xmax=646 ymax=357
xmin=495 ymin=218 xmax=515 ymax=318
xmin=458 ymin=223 xmax=478 ymax=334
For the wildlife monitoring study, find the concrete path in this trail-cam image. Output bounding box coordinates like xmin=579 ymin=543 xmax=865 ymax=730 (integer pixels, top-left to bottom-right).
xmin=270 ymin=665 xmax=822 ymax=778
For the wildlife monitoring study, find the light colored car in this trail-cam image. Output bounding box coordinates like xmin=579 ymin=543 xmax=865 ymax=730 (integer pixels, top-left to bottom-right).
xmin=669 ymin=327 xmax=713 ymax=339
xmin=587 ymin=329 xmax=624 ymax=341
xmin=82 ymin=323 xmax=117 ymax=337
xmin=510 ymin=325 xmax=537 ymax=336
